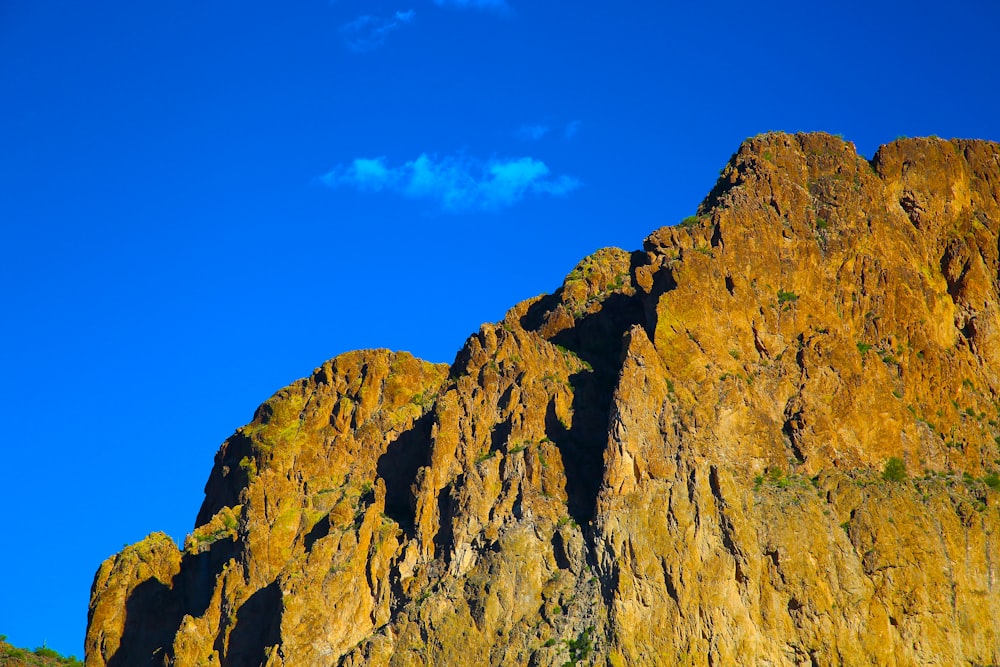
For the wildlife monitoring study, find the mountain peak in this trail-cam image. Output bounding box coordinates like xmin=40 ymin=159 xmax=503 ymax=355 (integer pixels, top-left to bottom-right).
xmin=87 ymin=134 xmax=1000 ymax=666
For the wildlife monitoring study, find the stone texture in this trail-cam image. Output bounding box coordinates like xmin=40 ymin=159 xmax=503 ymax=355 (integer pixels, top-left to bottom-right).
xmin=86 ymin=133 xmax=1000 ymax=666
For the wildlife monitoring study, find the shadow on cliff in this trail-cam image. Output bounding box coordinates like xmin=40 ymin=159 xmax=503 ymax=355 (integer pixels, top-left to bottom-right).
xmin=303 ymin=512 xmax=331 ymax=552
xmin=376 ymin=411 xmax=435 ymax=538
xmin=220 ymin=580 xmax=282 ymax=667
xmin=109 ymin=536 xmax=237 ymax=666
xmin=545 ymin=389 xmax=604 ymax=527
xmin=524 ymin=288 xmax=646 ymax=526
xmin=107 ymin=577 xmax=182 ymax=667
xmin=519 ymin=251 xmax=652 ymax=375
xmin=196 ymin=430 xmax=255 ymax=528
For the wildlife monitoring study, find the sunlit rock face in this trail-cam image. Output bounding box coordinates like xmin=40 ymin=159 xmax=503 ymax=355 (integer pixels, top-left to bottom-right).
xmin=86 ymin=134 xmax=1000 ymax=667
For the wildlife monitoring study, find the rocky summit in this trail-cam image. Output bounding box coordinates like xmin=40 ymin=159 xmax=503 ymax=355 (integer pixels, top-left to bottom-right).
xmin=86 ymin=133 xmax=1000 ymax=666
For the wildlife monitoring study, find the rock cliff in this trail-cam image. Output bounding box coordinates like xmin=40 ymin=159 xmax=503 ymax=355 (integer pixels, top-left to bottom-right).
xmin=86 ymin=133 xmax=1000 ymax=666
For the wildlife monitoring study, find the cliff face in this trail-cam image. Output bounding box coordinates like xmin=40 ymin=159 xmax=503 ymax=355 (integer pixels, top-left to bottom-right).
xmin=86 ymin=133 xmax=1000 ymax=666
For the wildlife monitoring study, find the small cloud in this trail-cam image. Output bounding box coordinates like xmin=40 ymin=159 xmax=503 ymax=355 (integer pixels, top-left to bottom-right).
xmin=334 ymin=157 xmax=394 ymax=191
xmin=322 ymin=153 xmax=578 ymax=212
xmin=340 ymin=10 xmax=415 ymax=52
xmin=433 ymin=0 xmax=510 ymax=13
xmin=515 ymin=124 xmax=550 ymax=142
xmin=564 ymin=120 xmax=583 ymax=139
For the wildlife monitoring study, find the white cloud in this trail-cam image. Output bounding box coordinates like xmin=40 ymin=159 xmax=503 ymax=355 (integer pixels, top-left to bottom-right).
xmin=515 ymin=124 xmax=550 ymax=141
xmin=345 ymin=158 xmax=393 ymax=190
xmin=433 ymin=0 xmax=510 ymax=13
xmin=322 ymin=153 xmax=579 ymax=212
xmin=340 ymin=10 xmax=415 ymax=52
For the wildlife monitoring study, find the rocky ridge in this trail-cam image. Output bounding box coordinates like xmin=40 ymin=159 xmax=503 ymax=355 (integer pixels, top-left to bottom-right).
xmin=86 ymin=133 xmax=1000 ymax=666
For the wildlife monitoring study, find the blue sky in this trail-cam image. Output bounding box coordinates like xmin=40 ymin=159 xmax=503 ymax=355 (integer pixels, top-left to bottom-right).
xmin=1 ymin=0 xmax=998 ymax=657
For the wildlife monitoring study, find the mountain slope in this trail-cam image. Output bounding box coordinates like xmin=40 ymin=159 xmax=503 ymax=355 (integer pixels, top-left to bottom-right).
xmin=86 ymin=133 xmax=1000 ymax=666
xmin=0 ymin=636 xmax=82 ymax=667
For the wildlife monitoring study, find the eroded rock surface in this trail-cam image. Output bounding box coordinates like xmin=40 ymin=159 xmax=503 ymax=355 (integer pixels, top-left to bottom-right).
xmin=87 ymin=134 xmax=1000 ymax=666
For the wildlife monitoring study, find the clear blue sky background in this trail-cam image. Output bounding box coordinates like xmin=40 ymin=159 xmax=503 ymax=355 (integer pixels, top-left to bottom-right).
xmin=1 ymin=0 xmax=998 ymax=658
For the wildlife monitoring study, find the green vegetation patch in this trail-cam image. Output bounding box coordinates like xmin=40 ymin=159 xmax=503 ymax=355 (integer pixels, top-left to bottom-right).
xmin=882 ymin=457 xmax=907 ymax=483
xmin=0 ymin=636 xmax=82 ymax=667
xmin=564 ymin=626 xmax=595 ymax=666
xmin=754 ymin=468 xmax=813 ymax=491
xmin=777 ymin=290 xmax=799 ymax=305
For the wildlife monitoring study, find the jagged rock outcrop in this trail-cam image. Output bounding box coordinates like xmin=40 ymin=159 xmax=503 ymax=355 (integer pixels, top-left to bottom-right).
xmin=86 ymin=133 xmax=1000 ymax=666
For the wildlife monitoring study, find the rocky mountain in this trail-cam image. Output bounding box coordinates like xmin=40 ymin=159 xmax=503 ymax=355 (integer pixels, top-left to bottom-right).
xmin=86 ymin=133 xmax=1000 ymax=666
